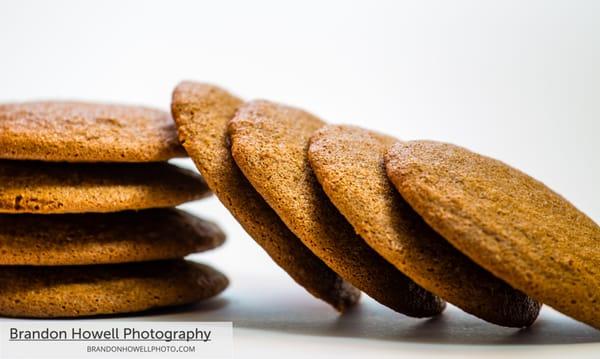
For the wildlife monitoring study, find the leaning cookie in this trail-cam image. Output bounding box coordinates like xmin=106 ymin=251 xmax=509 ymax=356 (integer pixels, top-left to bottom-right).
xmin=229 ymin=100 xmax=445 ymax=318
xmin=385 ymin=140 xmax=600 ymax=330
xmin=0 ymin=260 xmax=228 ymax=318
xmin=0 ymin=209 xmax=225 ymax=265
xmin=171 ymin=82 xmax=360 ymax=312
xmin=0 ymin=101 xmax=185 ymax=162
xmin=0 ymin=161 xmax=210 ymax=213
xmin=308 ymin=125 xmax=540 ymax=327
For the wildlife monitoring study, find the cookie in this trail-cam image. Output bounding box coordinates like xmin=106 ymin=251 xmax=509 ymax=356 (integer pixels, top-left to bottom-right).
xmin=171 ymin=82 xmax=360 ymax=312
xmin=0 ymin=160 xmax=210 ymax=213
xmin=229 ymin=100 xmax=445 ymax=317
xmin=308 ymin=125 xmax=541 ymax=327
xmin=0 ymin=260 xmax=228 ymax=318
xmin=0 ymin=101 xmax=185 ymax=162
xmin=0 ymin=209 xmax=225 ymax=265
xmin=385 ymin=140 xmax=600 ymax=329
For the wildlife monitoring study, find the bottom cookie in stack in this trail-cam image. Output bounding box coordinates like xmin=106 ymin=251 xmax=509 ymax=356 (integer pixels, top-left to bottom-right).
xmin=0 ymin=260 xmax=227 ymax=318
xmin=0 ymin=209 xmax=228 ymax=318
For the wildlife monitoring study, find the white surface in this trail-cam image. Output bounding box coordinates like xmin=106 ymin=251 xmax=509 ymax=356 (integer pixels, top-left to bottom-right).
xmin=0 ymin=0 xmax=599 ymax=357
xmin=57 ymin=257 xmax=600 ymax=358
xmin=4 ymin=257 xmax=600 ymax=358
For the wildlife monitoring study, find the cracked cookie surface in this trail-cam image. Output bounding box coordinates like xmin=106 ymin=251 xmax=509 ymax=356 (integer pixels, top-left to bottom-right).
xmin=229 ymin=100 xmax=445 ymax=317
xmin=386 ymin=140 xmax=600 ymax=329
xmin=0 ymin=160 xmax=210 ymax=213
xmin=0 ymin=101 xmax=185 ymax=162
xmin=309 ymin=125 xmax=540 ymax=327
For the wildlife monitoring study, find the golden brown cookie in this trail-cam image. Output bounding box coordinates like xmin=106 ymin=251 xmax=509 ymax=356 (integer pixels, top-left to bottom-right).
xmin=308 ymin=125 xmax=541 ymax=327
xmin=0 ymin=160 xmax=210 ymax=214
xmin=229 ymin=100 xmax=445 ymax=317
xmin=0 ymin=101 xmax=185 ymax=162
xmin=171 ymin=82 xmax=360 ymax=312
xmin=385 ymin=140 xmax=600 ymax=329
xmin=0 ymin=260 xmax=228 ymax=318
xmin=0 ymin=209 xmax=225 ymax=265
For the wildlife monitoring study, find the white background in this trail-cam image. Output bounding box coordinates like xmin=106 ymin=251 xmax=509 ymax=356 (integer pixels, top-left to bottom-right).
xmin=0 ymin=1 xmax=599 ymax=358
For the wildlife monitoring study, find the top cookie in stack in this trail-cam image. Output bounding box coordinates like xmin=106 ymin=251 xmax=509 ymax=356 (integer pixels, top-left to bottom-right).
xmin=0 ymin=101 xmax=228 ymax=318
xmin=0 ymin=101 xmax=184 ymax=162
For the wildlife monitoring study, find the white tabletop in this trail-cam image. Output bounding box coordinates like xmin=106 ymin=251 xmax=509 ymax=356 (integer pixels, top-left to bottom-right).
xmin=86 ymin=196 xmax=600 ymax=358
xmin=92 ymin=259 xmax=600 ymax=358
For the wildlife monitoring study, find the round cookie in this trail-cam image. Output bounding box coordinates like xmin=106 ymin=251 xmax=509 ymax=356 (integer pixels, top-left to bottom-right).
xmin=0 ymin=101 xmax=185 ymax=162
xmin=0 ymin=161 xmax=210 ymax=214
xmin=229 ymin=100 xmax=445 ymax=317
xmin=385 ymin=140 xmax=600 ymax=329
xmin=308 ymin=125 xmax=541 ymax=327
xmin=0 ymin=209 xmax=225 ymax=265
xmin=0 ymin=260 xmax=228 ymax=318
xmin=171 ymin=82 xmax=360 ymax=312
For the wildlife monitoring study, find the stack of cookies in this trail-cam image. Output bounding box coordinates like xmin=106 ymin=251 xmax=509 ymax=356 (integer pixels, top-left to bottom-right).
xmin=0 ymin=101 xmax=228 ymax=317
xmin=171 ymin=81 xmax=599 ymax=330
